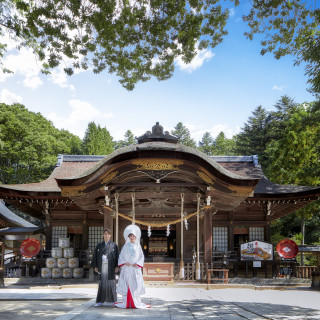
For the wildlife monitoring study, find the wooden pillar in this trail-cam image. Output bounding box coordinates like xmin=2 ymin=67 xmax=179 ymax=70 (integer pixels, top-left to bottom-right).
xmin=103 ymin=208 xmax=112 ymax=230
xmin=115 ymin=193 xmax=119 ymax=245
xmin=179 ymin=193 xmax=185 ymax=279
xmin=196 ymin=193 xmax=201 ymax=280
xmin=229 ymin=223 xmax=234 ymax=251
xmin=265 ymin=222 xmax=271 ymax=242
xmin=45 ymin=215 xmax=52 ymax=250
xmin=176 ymin=222 xmax=181 ymax=259
xmin=82 ymin=212 xmax=88 ymax=250
xmin=203 ymin=210 xmax=212 ymax=264
xmin=0 ymin=241 xmax=5 ymax=286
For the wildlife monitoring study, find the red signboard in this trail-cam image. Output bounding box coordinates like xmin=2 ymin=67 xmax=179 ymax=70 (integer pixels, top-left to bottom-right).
xmin=276 ymin=239 xmax=299 ymax=258
xmin=20 ymin=238 xmax=41 ymax=257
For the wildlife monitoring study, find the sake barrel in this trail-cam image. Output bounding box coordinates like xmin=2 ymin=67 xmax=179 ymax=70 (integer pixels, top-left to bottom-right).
xmin=51 ymin=247 xmax=62 ymax=258
xmin=46 ymin=257 xmax=57 ymax=268
xmin=58 ymin=238 xmax=70 ymax=248
xmin=51 ymin=267 xmax=62 ymax=278
xmin=41 ymin=268 xmax=52 ymax=278
xmin=68 ymin=257 xmax=79 ymax=268
xmin=63 ymin=247 xmax=74 ymax=258
xmin=62 ymin=268 xmax=72 ymax=278
xmin=73 ymin=268 xmax=84 ymax=279
xmin=57 ymin=258 xmax=68 ymax=268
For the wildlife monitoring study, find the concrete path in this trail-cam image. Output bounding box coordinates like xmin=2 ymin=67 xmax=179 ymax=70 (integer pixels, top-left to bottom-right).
xmin=0 ymin=286 xmax=319 ymax=320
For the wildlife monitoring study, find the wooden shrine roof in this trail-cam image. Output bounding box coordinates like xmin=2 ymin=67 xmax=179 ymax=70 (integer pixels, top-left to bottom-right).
xmin=0 ymin=151 xmax=317 ymax=197
xmin=0 ymin=200 xmax=36 ymax=228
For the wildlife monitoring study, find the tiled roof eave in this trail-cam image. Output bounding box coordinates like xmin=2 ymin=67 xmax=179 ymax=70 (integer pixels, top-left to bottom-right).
xmin=57 ymin=142 xmax=256 ymax=183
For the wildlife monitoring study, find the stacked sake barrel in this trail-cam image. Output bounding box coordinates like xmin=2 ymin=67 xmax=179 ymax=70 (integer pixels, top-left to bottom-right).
xmin=41 ymin=238 xmax=84 ymax=279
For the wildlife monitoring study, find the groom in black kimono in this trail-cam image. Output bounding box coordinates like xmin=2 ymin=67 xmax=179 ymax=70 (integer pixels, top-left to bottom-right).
xmin=91 ymin=228 xmax=119 ymax=306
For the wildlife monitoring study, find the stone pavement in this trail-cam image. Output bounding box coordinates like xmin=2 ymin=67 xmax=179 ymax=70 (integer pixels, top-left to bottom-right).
xmin=0 ymin=285 xmax=319 ymax=320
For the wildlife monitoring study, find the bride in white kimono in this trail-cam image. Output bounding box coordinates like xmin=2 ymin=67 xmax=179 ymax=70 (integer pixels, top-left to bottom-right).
xmin=114 ymin=224 xmax=150 ymax=309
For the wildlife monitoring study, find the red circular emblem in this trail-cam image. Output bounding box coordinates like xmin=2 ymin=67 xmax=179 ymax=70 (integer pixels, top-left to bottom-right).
xmin=276 ymin=239 xmax=299 ymax=258
xmin=20 ymin=238 xmax=41 ymax=257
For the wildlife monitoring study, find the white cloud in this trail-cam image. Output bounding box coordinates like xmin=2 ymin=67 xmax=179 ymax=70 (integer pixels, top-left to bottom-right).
xmin=229 ymin=8 xmax=236 ymax=17
xmin=272 ymin=85 xmax=287 ymax=91
xmin=50 ymin=68 xmax=75 ymax=90
xmin=0 ymin=40 xmax=77 ymax=90
xmin=0 ymin=48 xmax=43 ymax=88
xmin=23 ymin=76 xmax=43 ymax=89
xmin=47 ymin=99 xmax=113 ymax=138
xmin=0 ymin=89 xmax=23 ymax=104
xmin=176 ymin=48 xmax=214 ymax=73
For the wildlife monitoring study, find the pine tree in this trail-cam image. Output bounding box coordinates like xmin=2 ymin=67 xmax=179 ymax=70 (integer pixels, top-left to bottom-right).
xmin=199 ymin=132 xmax=214 ymax=155
xmin=114 ymin=130 xmax=136 ymax=149
xmin=171 ymin=122 xmax=196 ymax=148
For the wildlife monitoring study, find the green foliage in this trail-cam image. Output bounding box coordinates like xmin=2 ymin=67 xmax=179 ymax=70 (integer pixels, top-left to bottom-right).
xmin=0 ymin=103 xmax=82 ymax=184
xmin=199 ymin=131 xmax=237 ymax=155
xmin=243 ymin=0 xmax=320 ymax=93
xmin=212 ymin=131 xmax=237 ymax=155
xmin=114 ymin=130 xmax=136 ymax=149
xmin=236 ymin=96 xmax=320 ymax=249
xmin=0 ymin=0 xmax=232 ymax=90
xmin=265 ymin=102 xmax=320 ymax=185
xmin=82 ymin=122 xmax=114 ymax=155
xmin=171 ymin=122 xmax=196 ymax=148
xmin=234 ymin=105 xmax=269 ymax=168
xmin=198 ymin=131 xmax=214 ymax=155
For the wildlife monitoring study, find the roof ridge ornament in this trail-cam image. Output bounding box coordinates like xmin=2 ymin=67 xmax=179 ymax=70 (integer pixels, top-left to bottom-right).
xmin=137 ymin=122 xmax=179 ymax=144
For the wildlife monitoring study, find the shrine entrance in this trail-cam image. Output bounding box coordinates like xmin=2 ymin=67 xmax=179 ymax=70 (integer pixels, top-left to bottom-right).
xmin=55 ymin=123 xmax=258 ymax=278
xmin=141 ymin=230 xmax=176 ymax=260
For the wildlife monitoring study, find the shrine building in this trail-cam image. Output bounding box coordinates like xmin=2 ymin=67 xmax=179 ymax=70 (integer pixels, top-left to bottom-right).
xmin=1 ymin=123 xmax=319 ymax=278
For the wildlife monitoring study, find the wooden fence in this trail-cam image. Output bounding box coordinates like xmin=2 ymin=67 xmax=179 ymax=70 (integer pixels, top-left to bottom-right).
xmin=296 ymin=266 xmax=317 ymax=278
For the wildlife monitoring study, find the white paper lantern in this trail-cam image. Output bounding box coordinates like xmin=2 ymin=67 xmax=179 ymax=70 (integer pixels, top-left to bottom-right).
xmin=51 ymin=267 xmax=62 ymax=278
xmin=62 ymin=268 xmax=72 ymax=278
xmin=73 ymin=268 xmax=84 ymax=279
xmin=51 ymin=247 xmax=62 ymax=258
xmin=59 ymin=238 xmax=70 ymax=248
xmin=41 ymin=268 xmax=52 ymax=278
xmin=63 ymin=247 xmax=74 ymax=258
xmin=57 ymin=258 xmax=68 ymax=268
xmin=46 ymin=257 xmax=57 ymax=268
xmin=68 ymin=257 xmax=79 ymax=268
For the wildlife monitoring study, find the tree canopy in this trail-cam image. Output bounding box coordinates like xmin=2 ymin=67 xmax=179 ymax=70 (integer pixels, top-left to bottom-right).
xmin=0 ymin=0 xmax=231 ymax=90
xmin=171 ymin=122 xmax=196 ymax=148
xmin=2 ymin=1 xmax=320 ymax=92
xmin=82 ymin=121 xmax=114 ymax=155
xmin=0 ymin=103 xmax=82 ymax=184
xmin=114 ymin=129 xmax=136 ymax=149
xmin=243 ymin=0 xmax=320 ymax=94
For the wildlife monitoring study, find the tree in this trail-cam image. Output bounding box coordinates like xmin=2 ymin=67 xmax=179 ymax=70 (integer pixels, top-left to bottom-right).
xmin=82 ymin=122 xmax=114 ymax=155
xmin=234 ymin=106 xmax=269 ymax=168
xmin=212 ymin=131 xmax=237 ymax=156
xmin=114 ymin=130 xmax=136 ymax=149
xmin=265 ymin=102 xmax=320 ymax=263
xmin=265 ymin=96 xmax=298 ymax=143
xmin=0 ymin=0 xmax=232 ymax=90
xmin=171 ymin=122 xmax=196 ymax=148
xmin=198 ymin=132 xmax=214 ymax=155
xmin=0 ymin=103 xmax=82 ymax=184
xmin=243 ymin=1 xmax=320 ymax=94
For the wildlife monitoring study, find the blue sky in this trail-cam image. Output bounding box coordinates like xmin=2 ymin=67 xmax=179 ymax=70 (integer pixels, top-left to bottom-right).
xmin=0 ymin=1 xmax=315 ymax=143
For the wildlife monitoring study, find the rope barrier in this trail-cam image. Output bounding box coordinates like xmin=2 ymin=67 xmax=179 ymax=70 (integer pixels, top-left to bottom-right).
xmin=116 ymin=205 xmax=210 ymax=227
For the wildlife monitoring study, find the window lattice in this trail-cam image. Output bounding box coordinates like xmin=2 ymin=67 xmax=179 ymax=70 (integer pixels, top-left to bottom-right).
xmin=88 ymin=226 xmax=104 ymax=250
xmin=213 ymin=227 xmax=228 ymax=252
xmin=249 ymin=227 xmax=265 ymax=241
xmin=52 ymin=226 xmax=67 ymax=247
